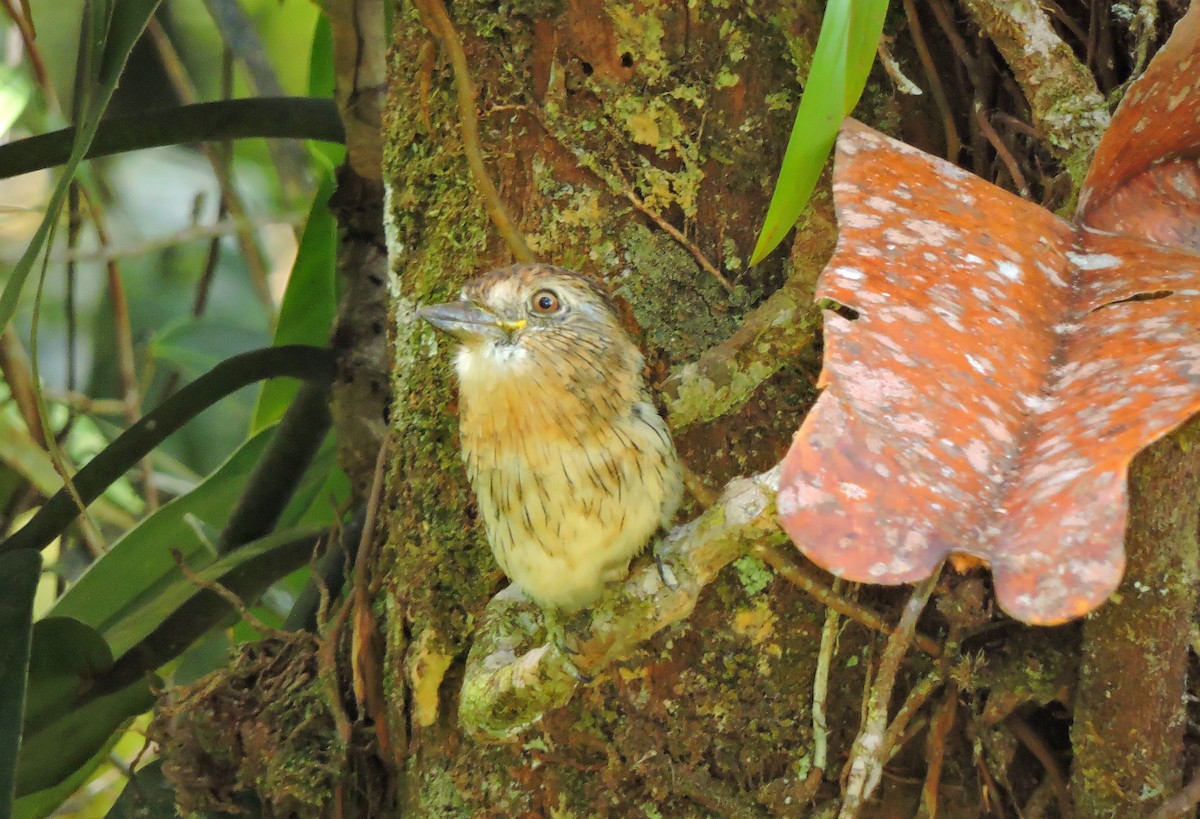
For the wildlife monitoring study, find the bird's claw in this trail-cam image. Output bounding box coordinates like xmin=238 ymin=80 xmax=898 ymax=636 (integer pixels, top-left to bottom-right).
xmin=555 ymin=640 xmax=593 ymax=683
xmin=655 ymin=551 xmax=680 ymax=590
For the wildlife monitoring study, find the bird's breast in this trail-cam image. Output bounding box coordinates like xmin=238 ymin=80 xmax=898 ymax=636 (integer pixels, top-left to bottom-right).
xmin=453 ymin=347 xmax=682 ymax=609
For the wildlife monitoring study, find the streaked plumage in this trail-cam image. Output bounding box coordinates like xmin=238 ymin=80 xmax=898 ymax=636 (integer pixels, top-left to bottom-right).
xmin=420 ymin=264 xmax=683 ymax=610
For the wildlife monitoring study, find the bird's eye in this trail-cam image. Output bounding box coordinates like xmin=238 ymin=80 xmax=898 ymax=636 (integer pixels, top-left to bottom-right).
xmin=531 ymin=289 xmax=561 ymax=314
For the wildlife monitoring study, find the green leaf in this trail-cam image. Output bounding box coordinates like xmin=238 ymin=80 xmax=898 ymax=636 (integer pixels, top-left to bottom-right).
xmin=749 ymin=0 xmax=888 ymax=264
xmin=0 ymin=0 xmax=163 ymax=331
xmin=15 ymin=679 xmax=153 ymax=797
xmin=10 ymin=619 xmax=120 ymax=817
xmin=101 ymin=523 xmax=326 ymax=664
xmin=251 ymin=172 xmax=338 ymax=432
xmin=0 ymin=98 xmax=345 ymax=181
xmin=22 ymin=618 xmax=113 ymax=736
xmin=51 ymin=428 xmax=275 ymax=656
xmin=0 ymin=65 xmax=32 ymax=135
xmin=0 ymin=409 xmax=135 ymax=530
xmin=148 ymin=318 xmax=266 ymax=379
xmin=0 ymin=550 xmax=41 ymax=818
xmin=12 ymin=731 xmax=123 ymax=819
xmin=102 ymin=760 xmax=177 ymax=819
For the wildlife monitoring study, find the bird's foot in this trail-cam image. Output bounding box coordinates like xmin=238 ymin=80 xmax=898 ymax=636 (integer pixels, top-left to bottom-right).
xmin=654 ymin=550 xmax=680 ymax=590
xmin=546 ymin=611 xmax=592 ymax=682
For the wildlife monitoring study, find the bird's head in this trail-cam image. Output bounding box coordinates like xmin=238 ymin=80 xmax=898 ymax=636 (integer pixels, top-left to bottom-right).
xmin=420 ymin=263 xmax=622 ymax=345
xmin=419 ymin=264 xmax=643 ymax=390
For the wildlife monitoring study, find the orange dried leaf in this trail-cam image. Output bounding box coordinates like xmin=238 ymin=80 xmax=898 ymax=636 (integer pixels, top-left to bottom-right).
xmin=1078 ymin=4 xmax=1200 ymax=250
xmin=778 ymin=4 xmax=1200 ymax=625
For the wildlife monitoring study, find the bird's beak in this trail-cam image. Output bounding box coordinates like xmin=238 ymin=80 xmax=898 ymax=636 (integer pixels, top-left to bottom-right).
xmin=418 ymin=301 xmax=527 ymax=342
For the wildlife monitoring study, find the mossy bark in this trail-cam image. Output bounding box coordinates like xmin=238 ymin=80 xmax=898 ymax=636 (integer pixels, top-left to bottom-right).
xmin=1069 ymin=418 xmax=1200 ymax=817
xmin=378 ymin=1 xmax=874 ymax=813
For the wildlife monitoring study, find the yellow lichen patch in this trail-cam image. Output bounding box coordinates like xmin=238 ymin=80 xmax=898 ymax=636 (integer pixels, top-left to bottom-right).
xmin=407 ymin=627 xmax=455 ymax=727
xmin=732 ymin=599 xmax=778 ymax=645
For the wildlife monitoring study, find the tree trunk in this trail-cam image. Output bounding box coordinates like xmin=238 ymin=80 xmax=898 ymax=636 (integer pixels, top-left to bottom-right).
xmin=379 ymin=1 xmax=882 ymax=814
xmin=363 ymin=1 xmax=1196 ymax=816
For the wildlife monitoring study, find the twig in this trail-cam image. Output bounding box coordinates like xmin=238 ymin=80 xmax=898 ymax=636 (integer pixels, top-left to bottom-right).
xmin=459 ymin=467 xmax=783 ymax=741
xmin=882 ymin=672 xmax=944 ymax=761
xmin=1007 ymin=714 xmax=1071 ymax=819
xmin=1148 ymin=767 xmax=1200 ymax=819
xmin=839 ymin=568 xmax=941 ymax=818
xmin=812 ymin=584 xmax=842 ymax=775
xmin=171 ymin=547 xmax=290 ymax=639
xmin=924 ymin=0 xmax=978 ymax=76
xmin=320 ymin=592 xmax=356 ymax=746
xmin=612 ymin=165 xmax=733 ymax=292
xmin=145 ymin=19 xmax=274 ymax=311
xmin=661 ymin=264 xmax=824 ymax=431
xmin=517 ymin=100 xmax=735 ymax=294
xmin=350 ymin=438 xmax=392 ymax=757
xmin=901 ymin=0 xmax=961 ymax=160
xmin=80 ymin=186 xmax=157 ymax=511
xmin=962 ymin=0 xmax=1109 ymax=180
xmin=876 ymin=37 xmax=923 ymax=96
xmin=753 ymin=544 xmax=943 ymax=658
xmin=0 ymin=215 xmax=303 ymax=268
xmin=973 ymin=106 xmax=1030 ymax=197
xmin=412 ymin=0 xmax=535 ymax=263
xmin=917 ymin=684 xmax=959 ymax=818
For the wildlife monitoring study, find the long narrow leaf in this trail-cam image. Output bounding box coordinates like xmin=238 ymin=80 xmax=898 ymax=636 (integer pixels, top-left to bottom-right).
xmin=251 ymin=172 xmax=338 ymax=431
xmin=51 ymin=428 xmax=274 ymax=651
xmin=0 ymin=0 xmax=163 ymax=331
xmin=0 ymin=550 xmax=42 ymax=816
xmin=749 ymin=0 xmax=888 ymax=264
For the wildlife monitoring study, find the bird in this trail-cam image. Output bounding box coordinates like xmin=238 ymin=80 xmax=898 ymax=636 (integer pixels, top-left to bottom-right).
xmin=419 ymin=263 xmax=683 ymax=615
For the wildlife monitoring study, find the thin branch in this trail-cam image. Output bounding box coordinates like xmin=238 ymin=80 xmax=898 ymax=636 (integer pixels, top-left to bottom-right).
xmin=876 ymin=37 xmax=923 ymax=96
xmin=612 ymin=166 xmax=733 ymax=292
xmin=917 ymin=684 xmax=959 ymax=818
xmin=812 ymin=583 xmax=842 ymax=774
xmin=459 ymin=467 xmax=783 ymax=742
xmin=350 ymin=438 xmax=393 ymax=758
xmin=962 ymin=0 xmax=1109 ymax=182
xmin=0 ymin=215 xmax=305 ymax=267
xmin=882 ymin=672 xmax=944 ymax=761
xmin=754 ymin=544 xmax=943 ymax=658
xmin=839 ymin=568 xmax=942 ymax=818
xmin=412 ymin=0 xmax=535 ymax=263
xmin=974 ymin=106 xmax=1030 ymax=197
xmin=518 ymin=101 xmax=735 ymax=294
xmin=79 ymin=186 xmax=157 ymax=509
xmin=1007 ymin=714 xmax=1071 ymax=818
xmin=1 ymin=345 xmax=337 ymax=555
xmin=661 ymin=263 xmax=823 ymax=431
xmin=146 ymin=20 xmax=273 ymax=310
xmin=1148 ymin=767 xmax=1200 ymax=819
xmin=172 ymin=547 xmax=290 ymax=640
xmin=901 ymin=0 xmax=961 ymax=160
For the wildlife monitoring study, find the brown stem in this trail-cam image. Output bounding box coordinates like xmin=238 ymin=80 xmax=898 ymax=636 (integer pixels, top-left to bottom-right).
xmin=754 ymin=544 xmax=943 ymax=658
xmin=1069 ymin=420 xmax=1200 ymax=817
xmin=839 ymin=569 xmax=942 ymax=818
xmin=412 ymin=0 xmax=535 ymax=263
xmin=902 ymin=0 xmax=961 ymax=160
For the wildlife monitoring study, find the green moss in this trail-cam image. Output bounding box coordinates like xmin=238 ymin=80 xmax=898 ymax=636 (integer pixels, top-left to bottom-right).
xmin=732 ymin=554 xmax=774 ymax=596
